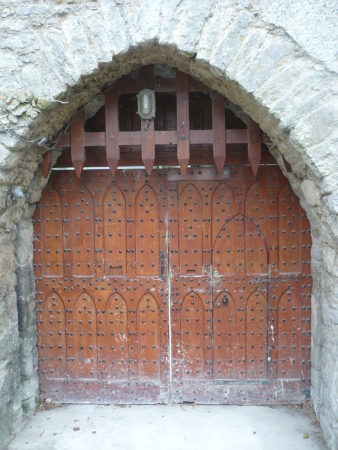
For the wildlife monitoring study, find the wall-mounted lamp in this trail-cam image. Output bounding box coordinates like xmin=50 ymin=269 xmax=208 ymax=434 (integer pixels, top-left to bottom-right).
xmin=137 ymin=89 xmax=156 ymax=121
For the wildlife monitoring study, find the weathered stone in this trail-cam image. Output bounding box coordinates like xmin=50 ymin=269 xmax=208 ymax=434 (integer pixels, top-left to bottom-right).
xmin=19 ymin=335 xmax=36 ymax=378
xmin=0 ymin=358 xmax=22 ymax=447
xmin=323 ymin=246 xmax=338 ymax=279
xmin=301 ymin=180 xmax=321 ymax=207
xmin=0 ymin=322 xmax=20 ymax=363
xmin=16 ymin=291 xmax=36 ymax=332
xmin=249 ymin=0 xmax=338 ymax=73
xmin=14 ymin=220 xmax=33 ymax=266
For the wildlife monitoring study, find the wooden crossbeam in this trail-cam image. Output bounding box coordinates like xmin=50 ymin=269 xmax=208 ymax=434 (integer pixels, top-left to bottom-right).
xmin=56 ymin=128 xmax=271 ymax=148
xmin=176 ymin=70 xmax=190 ymax=174
xmin=70 ymin=109 xmax=85 ymax=177
xmin=248 ymin=118 xmax=262 ymax=176
xmin=105 ymin=90 xmax=119 ymax=176
xmin=212 ymin=91 xmax=226 ymax=174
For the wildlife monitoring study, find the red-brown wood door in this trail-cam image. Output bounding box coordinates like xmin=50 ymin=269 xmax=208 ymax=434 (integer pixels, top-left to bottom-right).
xmin=34 ymin=165 xmax=311 ymax=404
xmin=169 ymin=165 xmax=311 ymax=404
xmin=34 ymin=169 xmax=170 ymax=403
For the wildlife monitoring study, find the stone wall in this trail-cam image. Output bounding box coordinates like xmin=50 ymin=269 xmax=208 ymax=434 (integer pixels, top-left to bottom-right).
xmin=0 ymin=1 xmax=337 ymax=449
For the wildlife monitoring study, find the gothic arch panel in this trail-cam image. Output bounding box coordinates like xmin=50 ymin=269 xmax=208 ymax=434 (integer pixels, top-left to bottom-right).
xmin=74 ymin=293 xmax=97 ymax=379
xmin=179 ymin=184 xmax=203 ymax=275
xmin=43 ymin=293 xmax=66 ymax=379
xmin=245 ymin=290 xmax=268 ymax=379
xmin=278 ymin=183 xmax=301 ymax=274
xmin=213 ymin=214 xmax=267 ymax=275
xmin=137 ymin=293 xmax=160 ymax=379
xmin=244 ymin=218 xmax=268 ymax=275
xmin=40 ymin=186 xmax=63 ymax=277
xmin=135 ymin=185 xmax=160 ymax=277
xmin=103 ymin=186 xmax=127 ymax=276
xmin=181 ymin=292 xmax=205 ymax=379
xmin=245 ymin=181 xmax=268 ymax=241
xmin=70 ymin=187 xmax=95 ymax=277
xmin=213 ymin=291 xmax=238 ymax=379
xmin=277 ymin=289 xmax=301 ymax=378
xmin=211 ymin=183 xmax=236 ymax=248
xmin=106 ymin=293 xmax=128 ymax=379
xmin=212 ymin=215 xmax=237 ymax=275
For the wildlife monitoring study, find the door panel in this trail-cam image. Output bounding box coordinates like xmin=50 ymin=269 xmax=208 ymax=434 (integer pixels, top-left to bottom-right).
xmin=43 ymin=293 xmax=66 ymax=379
xmin=245 ymin=289 xmax=268 ymax=379
xmin=34 ymin=165 xmax=311 ymax=405
xmin=213 ymin=291 xmax=239 ymax=379
xmin=35 ymin=170 xmax=169 ymax=403
xmin=40 ymin=186 xmax=63 ymax=277
xmin=70 ymin=187 xmax=95 ymax=277
xmin=103 ymin=186 xmax=127 ymax=276
xmin=178 ymin=184 xmax=203 ymax=275
xmin=135 ymin=186 xmax=160 ymax=277
xmin=74 ymin=293 xmax=97 ymax=379
xmin=170 ymin=166 xmax=311 ymax=404
xmin=105 ymin=293 xmax=129 ymax=380
xmin=181 ymin=292 xmax=205 ymax=379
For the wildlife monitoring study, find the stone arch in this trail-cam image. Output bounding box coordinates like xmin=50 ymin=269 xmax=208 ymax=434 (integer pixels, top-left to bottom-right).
xmin=1 ymin=3 xmax=337 ymax=448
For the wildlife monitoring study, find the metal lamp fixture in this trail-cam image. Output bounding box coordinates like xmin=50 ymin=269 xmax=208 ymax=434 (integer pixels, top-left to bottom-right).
xmin=137 ymin=88 xmax=156 ymax=120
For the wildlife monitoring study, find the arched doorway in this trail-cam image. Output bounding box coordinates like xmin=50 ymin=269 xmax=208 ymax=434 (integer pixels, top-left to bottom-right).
xmin=33 ymin=66 xmax=311 ymax=404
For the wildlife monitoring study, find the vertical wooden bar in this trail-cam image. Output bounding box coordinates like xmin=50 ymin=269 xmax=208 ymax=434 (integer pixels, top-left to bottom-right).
xmin=141 ymin=65 xmax=155 ymax=174
xmin=212 ymin=91 xmax=226 ymax=174
xmin=41 ymin=150 xmax=52 ymax=178
xmin=105 ymin=90 xmax=119 ymax=176
xmin=176 ymin=70 xmax=190 ymax=175
xmin=71 ymin=109 xmax=85 ymax=177
xmin=141 ymin=119 xmax=155 ymax=174
xmin=248 ymin=118 xmax=261 ymax=176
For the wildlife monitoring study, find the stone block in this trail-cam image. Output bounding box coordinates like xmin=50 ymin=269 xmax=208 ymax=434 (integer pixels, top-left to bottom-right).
xmin=0 ymin=398 xmax=23 ymax=450
xmin=81 ymin=9 xmax=113 ymax=63
xmin=21 ymin=376 xmax=39 ymax=406
xmin=0 ymin=323 xmax=20 ymax=363
xmin=17 ymin=293 xmax=36 ymax=332
xmin=250 ymin=0 xmax=338 ymax=72
xmin=301 ymin=180 xmax=321 ymax=207
xmin=98 ymin=0 xmax=130 ymax=56
xmin=62 ymin=15 xmax=98 ymax=79
xmin=197 ymin=2 xmax=234 ymax=61
xmin=22 ymin=394 xmax=37 ymax=415
xmin=320 ymin=408 xmax=338 ymax=450
xmin=0 ymin=291 xmax=19 ymax=323
xmin=20 ymin=330 xmax=37 ymax=379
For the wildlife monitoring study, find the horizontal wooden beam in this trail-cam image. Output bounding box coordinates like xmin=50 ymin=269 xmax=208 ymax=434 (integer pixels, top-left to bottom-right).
xmin=57 ymin=129 xmax=271 ymax=148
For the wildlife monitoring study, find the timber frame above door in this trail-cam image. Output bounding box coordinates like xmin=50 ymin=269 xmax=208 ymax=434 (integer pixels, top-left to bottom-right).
xmin=41 ymin=65 xmax=271 ymax=179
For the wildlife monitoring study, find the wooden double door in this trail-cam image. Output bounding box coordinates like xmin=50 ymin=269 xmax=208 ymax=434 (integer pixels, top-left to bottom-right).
xmin=34 ymin=164 xmax=311 ymax=404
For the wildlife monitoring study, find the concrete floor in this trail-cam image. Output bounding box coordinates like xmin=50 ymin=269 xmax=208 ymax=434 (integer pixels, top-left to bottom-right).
xmin=7 ymin=404 xmax=326 ymax=450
